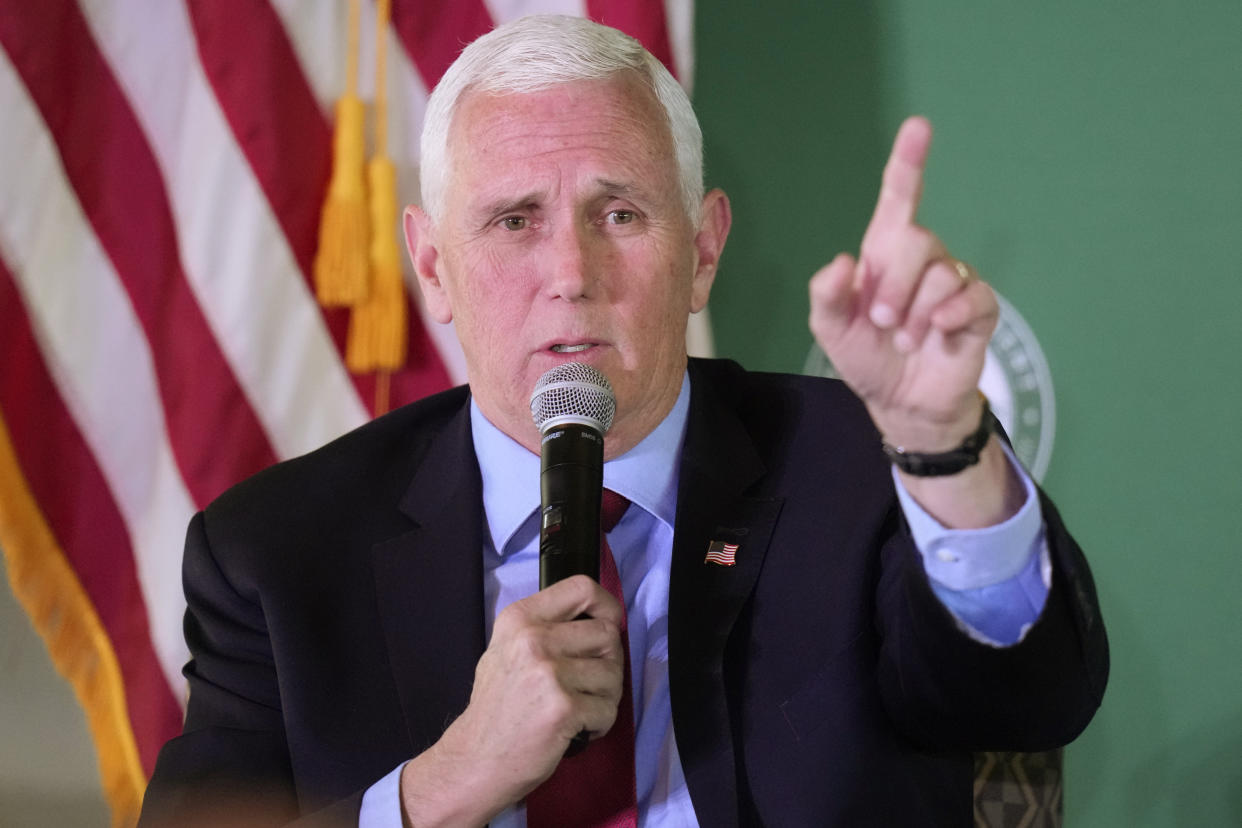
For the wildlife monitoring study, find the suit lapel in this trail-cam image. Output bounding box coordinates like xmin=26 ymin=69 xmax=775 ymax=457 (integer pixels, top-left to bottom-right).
xmin=670 ymin=362 xmax=783 ymax=828
xmin=366 ymin=367 xmax=784 ymax=817
xmin=371 ymin=400 xmax=486 ymax=755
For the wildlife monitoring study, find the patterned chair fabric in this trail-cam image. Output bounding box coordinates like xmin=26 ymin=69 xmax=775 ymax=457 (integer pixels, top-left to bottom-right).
xmin=973 ymin=750 xmax=1063 ymax=827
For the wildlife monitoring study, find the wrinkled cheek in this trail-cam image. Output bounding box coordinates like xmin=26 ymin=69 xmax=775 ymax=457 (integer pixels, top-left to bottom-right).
xmin=480 ymin=243 xmax=518 ymax=275
xmin=476 ymin=253 xmax=540 ymax=307
xmin=454 ymin=256 xmax=528 ymax=315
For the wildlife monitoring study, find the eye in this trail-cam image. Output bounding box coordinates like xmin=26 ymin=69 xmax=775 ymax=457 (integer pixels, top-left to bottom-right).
xmin=606 ymin=210 xmax=635 ymax=225
xmin=499 ymin=216 xmax=527 ymax=231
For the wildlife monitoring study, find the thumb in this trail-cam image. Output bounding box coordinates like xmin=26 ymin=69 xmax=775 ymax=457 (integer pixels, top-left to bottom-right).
xmin=808 ymin=253 xmax=859 ymax=347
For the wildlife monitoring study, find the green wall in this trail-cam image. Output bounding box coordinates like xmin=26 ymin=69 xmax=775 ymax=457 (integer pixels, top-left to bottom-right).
xmin=694 ymin=1 xmax=1242 ymax=824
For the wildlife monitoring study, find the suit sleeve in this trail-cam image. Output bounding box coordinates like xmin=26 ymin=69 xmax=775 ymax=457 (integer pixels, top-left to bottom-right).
xmin=873 ymin=489 xmax=1109 ymax=752
xmin=138 ymin=512 xmax=365 ymax=827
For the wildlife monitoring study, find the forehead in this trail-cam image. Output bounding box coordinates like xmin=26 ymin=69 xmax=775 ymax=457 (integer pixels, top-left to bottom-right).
xmin=444 ymin=75 xmax=676 ymax=199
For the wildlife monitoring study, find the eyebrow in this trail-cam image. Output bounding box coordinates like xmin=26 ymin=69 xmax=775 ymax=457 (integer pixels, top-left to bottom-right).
xmin=474 ymin=192 xmax=546 ymax=222
xmin=469 ymin=179 xmax=647 ymax=224
xmin=595 ymin=179 xmax=643 ymax=201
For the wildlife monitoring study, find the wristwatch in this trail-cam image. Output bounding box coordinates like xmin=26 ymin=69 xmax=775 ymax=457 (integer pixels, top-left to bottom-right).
xmin=881 ymin=397 xmax=996 ymax=477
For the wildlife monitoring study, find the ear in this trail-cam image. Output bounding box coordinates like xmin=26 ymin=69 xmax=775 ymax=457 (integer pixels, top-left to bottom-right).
xmin=404 ymin=205 xmax=453 ymax=323
xmin=689 ymin=189 xmax=732 ymax=313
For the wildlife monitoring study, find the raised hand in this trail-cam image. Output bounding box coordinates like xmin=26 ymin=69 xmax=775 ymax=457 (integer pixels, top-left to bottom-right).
xmin=809 ymin=116 xmax=1026 ymax=528
xmin=809 ymin=116 xmax=997 ymax=453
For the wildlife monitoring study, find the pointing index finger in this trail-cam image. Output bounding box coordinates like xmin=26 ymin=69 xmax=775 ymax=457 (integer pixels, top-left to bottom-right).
xmin=868 ymin=116 xmax=934 ymax=234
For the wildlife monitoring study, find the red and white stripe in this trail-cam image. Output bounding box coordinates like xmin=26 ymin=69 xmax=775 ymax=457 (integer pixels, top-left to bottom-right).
xmin=704 ymin=541 xmax=739 ymax=566
xmin=0 ymin=0 xmax=696 ymax=820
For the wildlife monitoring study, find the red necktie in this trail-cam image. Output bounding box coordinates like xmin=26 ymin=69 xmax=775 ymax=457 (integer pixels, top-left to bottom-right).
xmin=526 ymin=489 xmax=637 ymax=828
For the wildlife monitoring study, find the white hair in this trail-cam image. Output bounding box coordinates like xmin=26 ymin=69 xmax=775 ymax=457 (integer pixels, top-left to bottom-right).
xmin=419 ymin=14 xmax=704 ymax=223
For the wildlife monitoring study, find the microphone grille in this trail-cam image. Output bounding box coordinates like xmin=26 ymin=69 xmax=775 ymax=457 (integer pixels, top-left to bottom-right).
xmin=529 ymin=362 xmax=616 ymax=435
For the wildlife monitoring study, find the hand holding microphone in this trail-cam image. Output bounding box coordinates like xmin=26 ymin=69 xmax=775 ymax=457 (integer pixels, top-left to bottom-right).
xmin=524 ymin=365 xmax=637 ymax=828
xmin=528 ymin=363 xmax=622 ymax=756
xmin=423 ymin=367 xmax=624 ymax=809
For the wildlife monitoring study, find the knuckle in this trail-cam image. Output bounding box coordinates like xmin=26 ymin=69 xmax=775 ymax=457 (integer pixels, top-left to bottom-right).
xmin=541 ymin=686 xmax=574 ymax=721
xmin=600 ymin=617 xmax=624 ymax=642
xmin=929 ymin=257 xmax=961 ymax=282
xmin=559 ymin=573 xmax=595 ymax=605
xmin=606 ymin=654 xmax=625 ymax=685
xmin=509 ymin=624 xmax=549 ymax=662
xmin=495 ymin=596 xmax=533 ymax=630
xmin=905 ymin=224 xmax=935 ymax=249
xmin=975 ymin=280 xmax=998 ymax=305
xmin=585 ymin=616 xmax=620 ymax=649
xmin=590 ymin=699 xmax=621 ymax=731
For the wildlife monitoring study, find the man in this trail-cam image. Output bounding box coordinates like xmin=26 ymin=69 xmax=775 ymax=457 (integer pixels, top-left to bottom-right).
xmin=141 ymin=14 xmax=1107 ymax=827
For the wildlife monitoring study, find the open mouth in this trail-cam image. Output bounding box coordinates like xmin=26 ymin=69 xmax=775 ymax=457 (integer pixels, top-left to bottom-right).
xmin=550 ymin=343 xmax=595 ymax=354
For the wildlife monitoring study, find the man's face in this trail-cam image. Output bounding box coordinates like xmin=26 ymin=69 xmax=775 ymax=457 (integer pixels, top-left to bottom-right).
xmin=407 ymin=74 xmax=730 ymax=457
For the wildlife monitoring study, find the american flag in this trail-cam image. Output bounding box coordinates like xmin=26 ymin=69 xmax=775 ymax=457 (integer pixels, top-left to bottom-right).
xmin=705 ymin=539 xmax=739 ymax=566
xmin=0 ymin=2 xmax=695 ymax=823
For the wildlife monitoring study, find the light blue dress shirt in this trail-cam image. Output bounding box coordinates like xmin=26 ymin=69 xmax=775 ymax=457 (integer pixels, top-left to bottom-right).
xmin=360 ymin=373 xmax=1049 ymax=827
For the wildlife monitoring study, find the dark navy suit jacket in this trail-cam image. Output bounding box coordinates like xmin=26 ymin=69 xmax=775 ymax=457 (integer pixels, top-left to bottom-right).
xmin=141 ymin=358 xmax=1108 ymax=827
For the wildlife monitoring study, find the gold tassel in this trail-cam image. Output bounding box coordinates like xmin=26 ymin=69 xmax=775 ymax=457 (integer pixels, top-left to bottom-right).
xmin=346 ymin=0 xmax=406 ymax=387
xmin=346 ymin=156 xmax=407 ymax=375
xmin=313 ymin=0 xmax=368 ymax=306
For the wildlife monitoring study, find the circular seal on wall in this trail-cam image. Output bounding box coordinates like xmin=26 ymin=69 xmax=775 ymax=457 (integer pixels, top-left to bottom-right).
xmin=803 ymin=292 xmax=1056 ymax=481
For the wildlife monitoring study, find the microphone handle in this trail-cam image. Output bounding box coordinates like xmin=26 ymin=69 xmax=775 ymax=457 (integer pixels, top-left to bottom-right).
xmin=538 ymin=424 xmax=604 ymax=590
xmin=538 ymin=424 xmax=604 ymax=758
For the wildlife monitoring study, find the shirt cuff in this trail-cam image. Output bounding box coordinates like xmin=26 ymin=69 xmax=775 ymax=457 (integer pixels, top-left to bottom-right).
xmin=358 ymin=762 xmax=406 ymax=828
xmin=892 ymin=440 xmax=1042 ymax=591
xmin=892 ymin=440 xmax=1051 ymax=646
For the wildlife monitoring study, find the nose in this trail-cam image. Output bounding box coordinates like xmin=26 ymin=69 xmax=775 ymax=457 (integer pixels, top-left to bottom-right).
xmin=544 ymin=220 xmax=598 ymax=302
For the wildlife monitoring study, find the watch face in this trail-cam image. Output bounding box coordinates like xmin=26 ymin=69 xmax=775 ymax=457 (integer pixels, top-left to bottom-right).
xmin=804 ymin=292 xmax=1056 ymax=482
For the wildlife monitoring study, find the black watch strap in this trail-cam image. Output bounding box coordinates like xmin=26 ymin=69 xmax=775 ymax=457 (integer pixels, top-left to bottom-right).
xmin=881 ymin=398 xmax=996 ymax=477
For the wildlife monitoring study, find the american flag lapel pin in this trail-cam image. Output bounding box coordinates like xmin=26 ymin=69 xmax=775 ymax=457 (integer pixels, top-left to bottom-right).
xmin=704 ymin=540 xmax=739 ymax=567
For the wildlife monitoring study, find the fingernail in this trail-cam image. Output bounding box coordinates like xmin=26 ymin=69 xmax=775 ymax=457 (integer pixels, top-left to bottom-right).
xmin=894 ymin=330 xmax=914 ymax=352
xmin=870 ymin=303 xmax=897 ymax=328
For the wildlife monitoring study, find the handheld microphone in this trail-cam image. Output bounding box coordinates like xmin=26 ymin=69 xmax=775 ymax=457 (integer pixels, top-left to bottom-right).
xmin=529 ymin=362 xmax=616 ymax=590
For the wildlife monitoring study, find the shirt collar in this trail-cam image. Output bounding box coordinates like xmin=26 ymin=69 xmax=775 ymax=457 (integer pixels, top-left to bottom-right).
xmin=470 ymin=372 xmax=690 ymax=556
